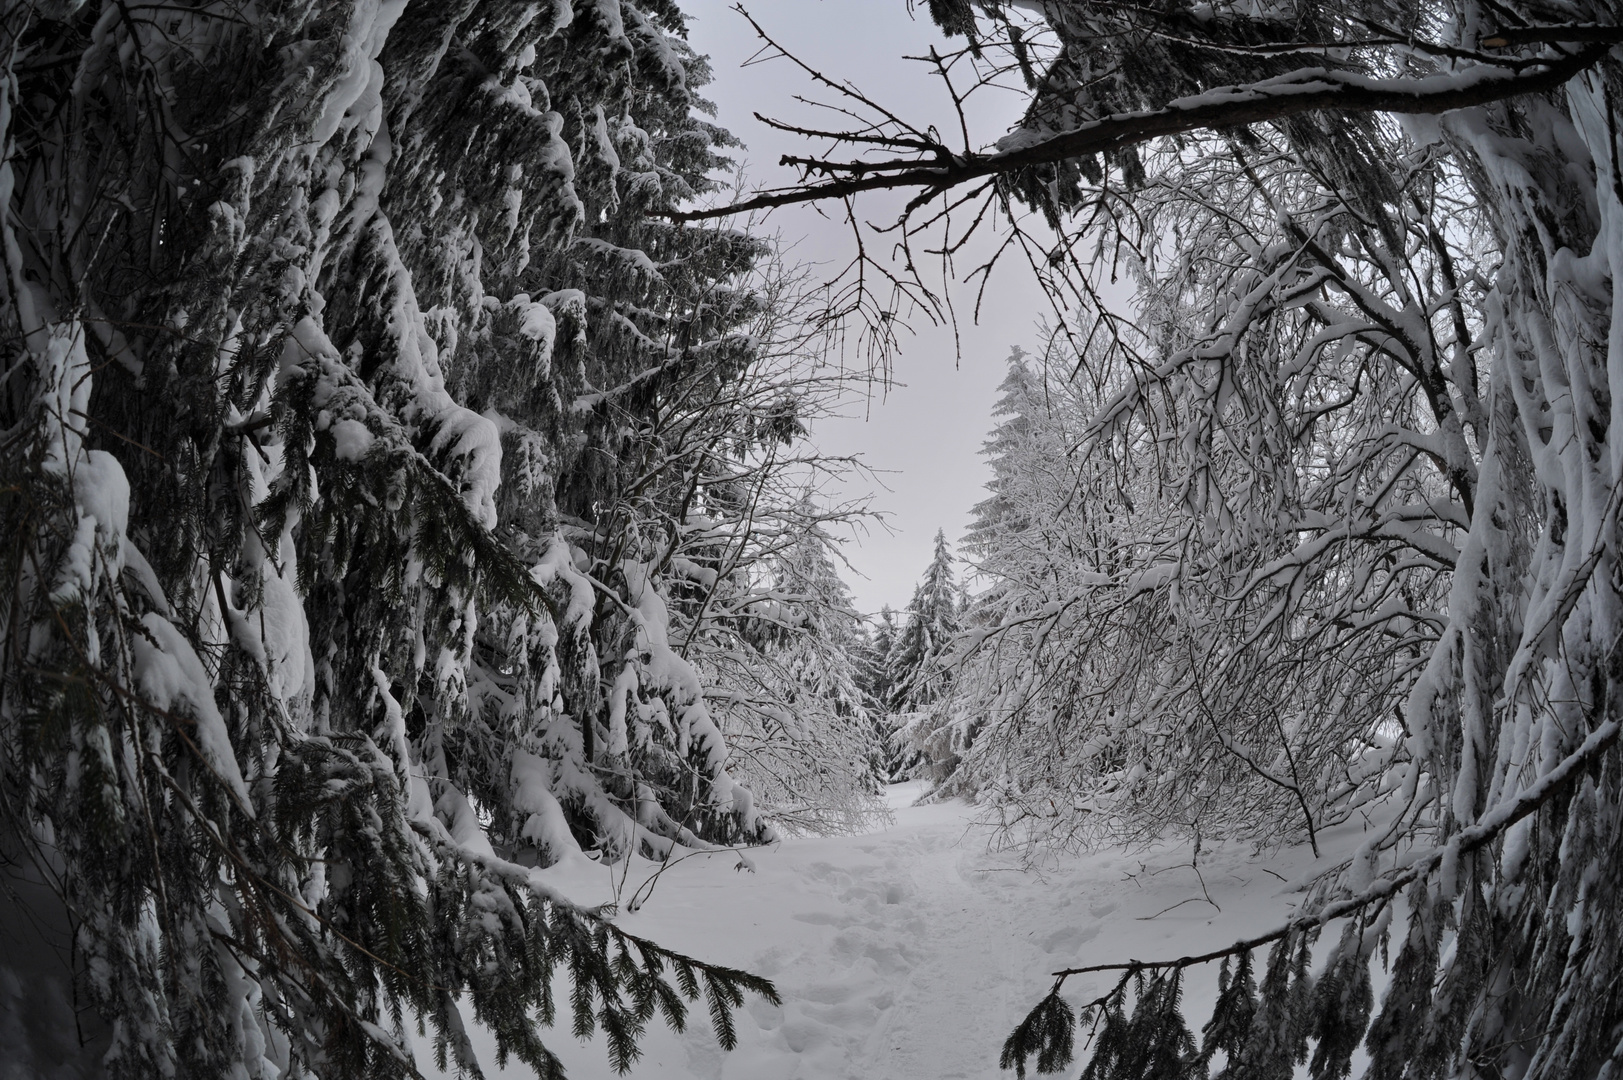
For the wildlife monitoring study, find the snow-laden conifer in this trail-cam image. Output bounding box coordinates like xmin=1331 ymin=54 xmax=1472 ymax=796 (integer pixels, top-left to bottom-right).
xmin=0 ymin=1 xmax=871 ymax=1075
xmin=855 ymin=604 xmax=899 ymax=755
xmin=885 ymin=529 xmax=963 ymax=781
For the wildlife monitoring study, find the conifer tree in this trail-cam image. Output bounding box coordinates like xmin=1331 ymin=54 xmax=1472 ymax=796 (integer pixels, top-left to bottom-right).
xmin=0 ymin=1 xmax=864 ymax=1075
xmin=856 ymin=605 xmax=900 ymax=774
xmin=886 ymin=529 xmax=962 ymax=781
xmin=860 ymin=607 xmax=899 ymax=703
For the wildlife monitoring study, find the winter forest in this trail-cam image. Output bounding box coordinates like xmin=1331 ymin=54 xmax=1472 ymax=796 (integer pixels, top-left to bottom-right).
xmin=4 ymin=0 xmax=1623 ymax=1077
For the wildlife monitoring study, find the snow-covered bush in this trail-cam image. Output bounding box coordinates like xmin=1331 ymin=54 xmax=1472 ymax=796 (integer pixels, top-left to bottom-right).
xmin=699 ymin=500 xmax=889 ymax=835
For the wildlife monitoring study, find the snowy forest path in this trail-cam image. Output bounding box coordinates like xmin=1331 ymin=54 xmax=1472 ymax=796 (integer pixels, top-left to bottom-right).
xmin=435 ymin=784 xmax=1336 ymax=1079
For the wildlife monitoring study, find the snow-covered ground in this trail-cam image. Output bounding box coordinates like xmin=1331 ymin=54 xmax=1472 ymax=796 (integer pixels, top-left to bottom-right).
xmin=436 ymin=782 xmax=1360 ymax=1080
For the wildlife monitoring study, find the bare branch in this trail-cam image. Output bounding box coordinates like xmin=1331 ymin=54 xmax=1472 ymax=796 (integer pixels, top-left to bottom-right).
xmin=669 ymin=43 xmax=1613 ymax=223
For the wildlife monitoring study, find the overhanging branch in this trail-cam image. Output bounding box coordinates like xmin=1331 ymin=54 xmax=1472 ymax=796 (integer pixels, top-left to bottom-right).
xmin=1044 ymin=716 xmax=1620 ymax=985
xmin=669 ymin=39 xmax=1616 ymax=223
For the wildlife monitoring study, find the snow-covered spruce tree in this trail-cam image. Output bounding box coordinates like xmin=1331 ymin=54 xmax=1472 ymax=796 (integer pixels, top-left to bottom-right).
xmin=887 ymin=528 xmax=963 ymax=782
xmin=526 ymin=243 xmax=881 ymax=853
xmin=543 ymin=239 xmax=886 ymax=838
xmin=0 ymin=0 xmax=898 ymax=1074
xmin=855 ymin=605 xmax=901 ymax=773
xmin=679 ymin=2 xmax=1623 ymax=1077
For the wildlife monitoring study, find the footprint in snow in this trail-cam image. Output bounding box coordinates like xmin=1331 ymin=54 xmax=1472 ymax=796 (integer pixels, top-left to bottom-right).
xmin=1039 ymin=924 xmax=1100 ymax=955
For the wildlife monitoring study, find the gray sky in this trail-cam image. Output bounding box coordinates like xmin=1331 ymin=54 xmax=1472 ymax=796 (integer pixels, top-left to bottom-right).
xmin=681 ymin=1 xmax=1049 ymax=615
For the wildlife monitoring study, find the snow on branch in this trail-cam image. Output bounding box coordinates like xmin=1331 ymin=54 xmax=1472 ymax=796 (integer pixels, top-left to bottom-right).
xmin=1040 ymin=716 xmax=1619 ymax=990
xmin=670 ymin=21 xmax=1616 ymax=223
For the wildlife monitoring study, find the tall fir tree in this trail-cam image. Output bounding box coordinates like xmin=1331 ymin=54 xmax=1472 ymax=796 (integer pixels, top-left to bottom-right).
xmin=856 ymin=605 xmax=900 ymax=775
xmin=885 ymin=529 xmax=962 ymax=781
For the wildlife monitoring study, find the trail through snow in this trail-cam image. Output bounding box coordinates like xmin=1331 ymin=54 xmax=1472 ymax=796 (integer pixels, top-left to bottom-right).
xmin=436 ymin=783 xmax=1350 ymax=1079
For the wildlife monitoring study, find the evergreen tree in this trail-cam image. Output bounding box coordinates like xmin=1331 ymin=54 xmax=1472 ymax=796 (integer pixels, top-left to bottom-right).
xmin=962 ymin=350 xmax=1046 ymax=559
xmin=860 ymin=607 xmax=900 ymax=702
xmin=886 ymin=529 xmax=962 ymax=781
xmin=0 ymin=1 xmax=864 ymax=1075
xmin=855 ymin=605 xmax=900 ymax=773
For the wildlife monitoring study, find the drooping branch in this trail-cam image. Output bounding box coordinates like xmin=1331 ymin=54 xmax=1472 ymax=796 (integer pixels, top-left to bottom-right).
xmin=1042 ymin=716 xmax=1620 ymax=986
xmin=670 ymin=36 xmax=1616 ymax=223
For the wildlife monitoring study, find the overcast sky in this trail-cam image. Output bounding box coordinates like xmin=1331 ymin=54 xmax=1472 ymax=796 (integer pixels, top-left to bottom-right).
xmin=680 ymin=1 xmax=1050 ymax=615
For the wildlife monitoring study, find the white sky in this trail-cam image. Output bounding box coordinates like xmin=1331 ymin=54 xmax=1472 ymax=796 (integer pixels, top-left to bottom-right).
xmin=681 ymin=1 xmax=1051 ymax=615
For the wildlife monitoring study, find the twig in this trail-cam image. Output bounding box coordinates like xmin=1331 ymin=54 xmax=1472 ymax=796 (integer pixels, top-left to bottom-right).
xmin=1135 ymin=896 xmax=1220 ymax=921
